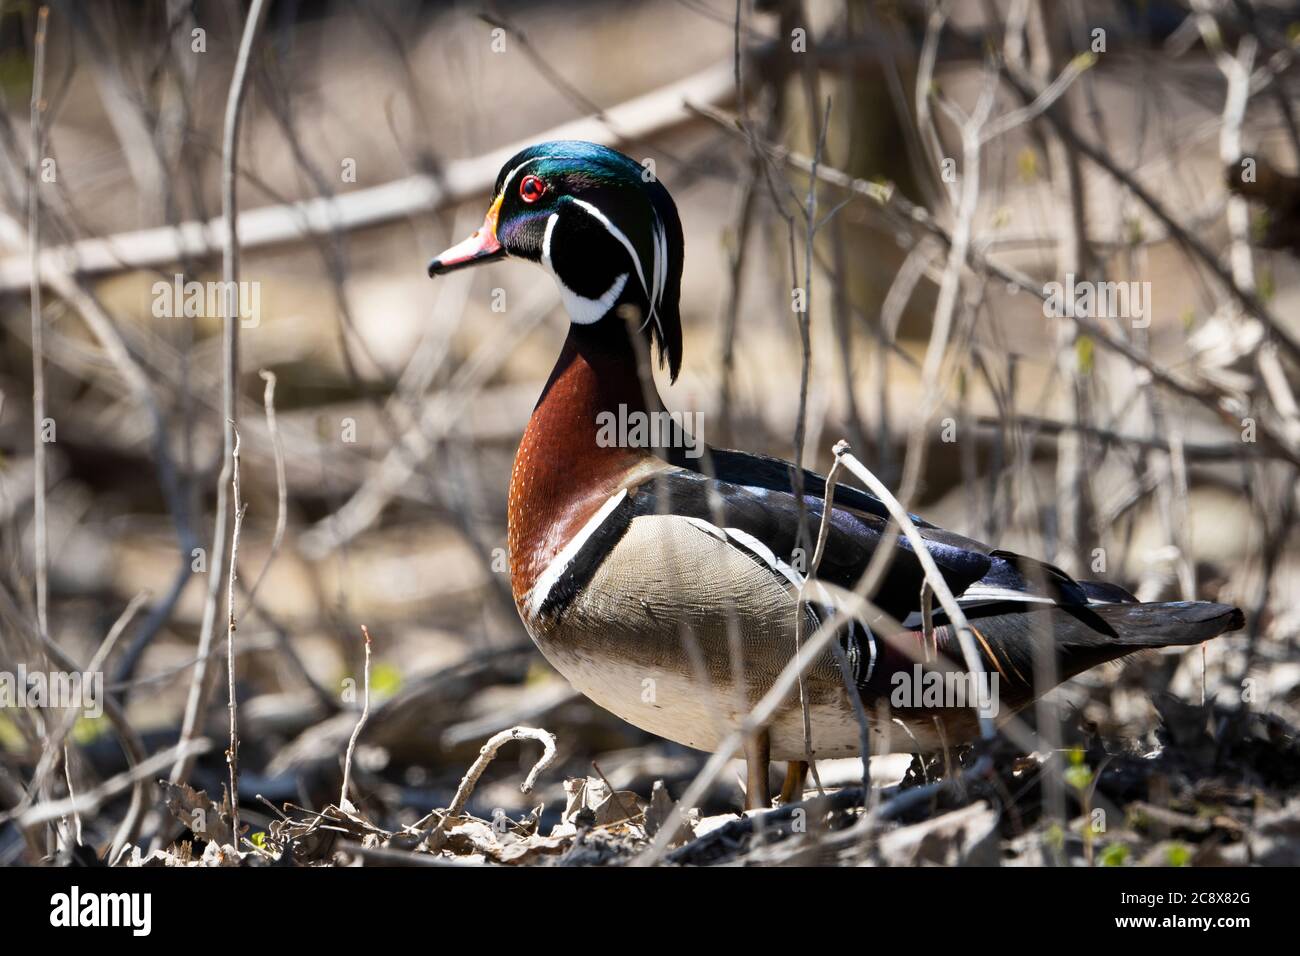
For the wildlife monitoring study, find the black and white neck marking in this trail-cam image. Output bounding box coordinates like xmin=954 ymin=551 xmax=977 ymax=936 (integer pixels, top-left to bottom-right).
xmin=539 ymin=197 xmax=670 ymax=332
xmin=541 ymin=211 xmax=629 ymax=325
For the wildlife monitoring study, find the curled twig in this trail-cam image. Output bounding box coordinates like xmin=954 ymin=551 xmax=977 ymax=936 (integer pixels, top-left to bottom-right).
xmin=422 ymin=726 xmax=557 ymax=852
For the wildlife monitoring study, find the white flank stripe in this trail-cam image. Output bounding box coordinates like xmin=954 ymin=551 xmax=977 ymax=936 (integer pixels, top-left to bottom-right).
xmin=957 ymin=584 xmax=1059 ymax=606
xmin=683 ymin=517 xmax=802 ymax=587
xmin=682 ymin=516 xmax=727 ymax=541
xmin=722 ymin=526 xmax=805 ymax=592
xmin=526 ymin=489 xmax=629 ymax=619
xmin=685 ymin=515 xmax=879 ymax=684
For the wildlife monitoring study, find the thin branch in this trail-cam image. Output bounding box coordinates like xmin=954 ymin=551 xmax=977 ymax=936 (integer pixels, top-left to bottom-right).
xmin=994 ymin=43 xmax=1300 ymax=367
xmin=244 ymin=369 xmax=287 ymax=609
xmin=20 ymin=590 xmax=149 ymax=814
xmin=17 ymin=740 xmax=212 ymax=834
xmin=339 ymin=625 xmax=373 ymax=811
xmin=225 ymin=425 xmax=245 ymax=846
xmin=171 ymin=0 xmax=269 ymax=788
xmin=803 ymin=456 xmax=872 ymax=800
xmin=28 ymin=4 xmax=49 ymax=640
xmin=980 ymin=49 xmax=1094 ymax=143
xmin=792 ymin=96 xmax=834 ymax=556
xmin=0 ymin=579 xmax=151 ymax=861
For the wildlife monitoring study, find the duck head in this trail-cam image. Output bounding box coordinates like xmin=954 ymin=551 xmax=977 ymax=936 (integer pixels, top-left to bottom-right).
xmin=427 ymin=140 xmax=684 ymax=380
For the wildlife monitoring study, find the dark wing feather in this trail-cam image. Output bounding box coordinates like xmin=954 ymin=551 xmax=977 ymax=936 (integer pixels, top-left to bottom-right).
xmin=701 ymin=447 xmax=938 ymax=528
xmin=689 ymin=448 xmax=1108 ymax=611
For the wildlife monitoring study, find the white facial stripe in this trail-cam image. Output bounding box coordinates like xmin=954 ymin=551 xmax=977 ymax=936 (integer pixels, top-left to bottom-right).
xmin=570 ymin=198 xmax=654 ymax=308
xmin=652 ymin=211 xmax=667 ymax=307
xmin=648 ymin=211 xmax=667 ymax=339
xmin=499 ymin=155 xmax=554 ymax=202
xmin=526 ymin=488 xmax=629 ymax=619
xmin=536 ymin=190 xmax=671 ymax=333
xmin=542 ymin=212 xmax=558 ymax=266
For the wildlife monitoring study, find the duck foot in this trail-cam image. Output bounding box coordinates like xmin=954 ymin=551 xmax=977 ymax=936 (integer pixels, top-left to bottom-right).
xmin=778 ymin=760 xmax=809 ymax=804
xmin=742 ymin=729 xmax=771 ymax=810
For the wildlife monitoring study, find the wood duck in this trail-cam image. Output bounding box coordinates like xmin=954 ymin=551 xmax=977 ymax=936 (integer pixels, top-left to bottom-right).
xmin=427 ymin=141 xmax=1245 ymax=808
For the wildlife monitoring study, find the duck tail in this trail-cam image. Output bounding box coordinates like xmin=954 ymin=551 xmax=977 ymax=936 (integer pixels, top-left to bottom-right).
xmin=1089 ymin=600 xmax=1245 ymax=648
xmin=947 ymin=600 xmax=1244 ymax=705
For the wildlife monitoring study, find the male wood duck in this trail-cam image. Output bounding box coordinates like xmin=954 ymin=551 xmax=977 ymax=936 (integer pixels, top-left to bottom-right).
xmin=427 ymin=141 xmax=1245 ymax=807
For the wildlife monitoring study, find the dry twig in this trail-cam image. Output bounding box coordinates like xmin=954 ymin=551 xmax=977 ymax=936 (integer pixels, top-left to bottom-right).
xmin=339 ymin=625 xmax=374 ymax=811
xmin=422 ymin=727 xmax=557 ymax=853
xmin=28 ymin=5 xmax=49 ymax=641
xmin=171 ymin=0 xmax=270 ymax=789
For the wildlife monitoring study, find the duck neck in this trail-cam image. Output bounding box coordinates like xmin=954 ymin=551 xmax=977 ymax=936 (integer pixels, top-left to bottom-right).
xmin=508 ymin=318 xmax=664 ymax=605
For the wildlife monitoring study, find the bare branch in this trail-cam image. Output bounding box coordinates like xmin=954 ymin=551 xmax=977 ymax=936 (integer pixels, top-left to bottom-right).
xmin=28 ymin=4 xmax=49 ymax=641
xmin=171 ymin=0 xmax=270 ymax=789
xmin=339 ymin=625 xmax=374 ymax=811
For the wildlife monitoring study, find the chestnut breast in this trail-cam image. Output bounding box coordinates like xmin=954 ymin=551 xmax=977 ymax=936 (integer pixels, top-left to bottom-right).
xmin=507 ymin=334 xmax=656 ymax=609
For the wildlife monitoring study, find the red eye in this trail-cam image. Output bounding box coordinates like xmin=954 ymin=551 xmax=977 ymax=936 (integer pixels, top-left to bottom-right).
xmin=519 ymin=175 xmax=546 ymax=203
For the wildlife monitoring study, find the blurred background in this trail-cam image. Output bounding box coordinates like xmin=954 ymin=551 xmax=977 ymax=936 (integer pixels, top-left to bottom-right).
xmin=0 ymin=0 xmax=1297 ymax=866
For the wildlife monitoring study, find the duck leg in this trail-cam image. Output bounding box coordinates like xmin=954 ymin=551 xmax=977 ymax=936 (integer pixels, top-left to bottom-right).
xmin=778 ymin=761 xmax=808 ymax=804
xmin=742 ymin=729 xmax=771 ymax=810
